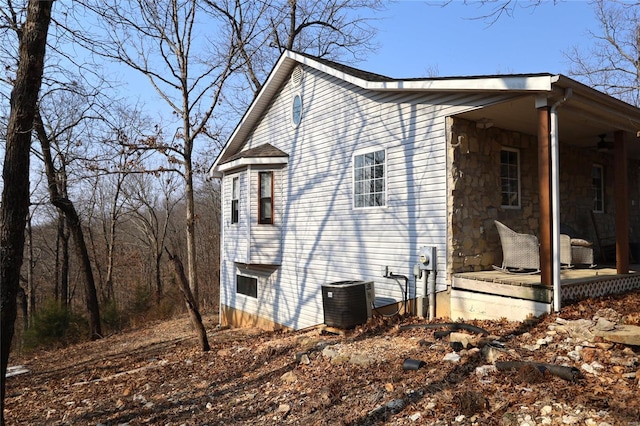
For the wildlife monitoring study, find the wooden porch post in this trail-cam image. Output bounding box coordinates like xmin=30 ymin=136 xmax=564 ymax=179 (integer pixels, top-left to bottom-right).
xmin=537 ymin=105 xmax=552 ymax=286
xmin=614 ymin=130 xmax=630 ymax=274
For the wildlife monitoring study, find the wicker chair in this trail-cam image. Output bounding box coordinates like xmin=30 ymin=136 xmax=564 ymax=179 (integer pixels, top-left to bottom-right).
xmin=560 ymin=223 xmax=596 ymax=267
xmin=494 ymin=221 xmax=575 ymax=273
xmin=571 ymin=242 xmax=595 ymax=267
xmin=494 ymin=221 xmax=540 ymax=273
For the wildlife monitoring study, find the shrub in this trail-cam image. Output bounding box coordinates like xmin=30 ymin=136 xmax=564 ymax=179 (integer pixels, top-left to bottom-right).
xmin=126 ymin=284 xmax=184 ymax=327
xmin=149 ymin=286 xmax=183 ymax=320
xmin=101 ymin=299 xmax=128 ymax=333
xmin=131 ymin=284 xmax=153 ymax=314
xmin=23 ymin=300 xmax=88 ymax=350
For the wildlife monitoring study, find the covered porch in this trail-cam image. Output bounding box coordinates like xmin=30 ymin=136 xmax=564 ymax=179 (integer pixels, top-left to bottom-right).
xmin=447 ymin=74 xmax=640 ymax=317
xmin=450 ymin=266 xmax=640 ymax=321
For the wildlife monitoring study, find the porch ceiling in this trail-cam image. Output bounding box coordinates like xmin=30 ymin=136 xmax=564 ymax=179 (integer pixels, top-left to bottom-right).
xmin=455 ymin=95 xmax=640 ymax=159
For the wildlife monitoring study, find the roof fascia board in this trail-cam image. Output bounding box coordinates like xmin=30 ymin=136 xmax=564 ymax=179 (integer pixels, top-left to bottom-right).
xmin=209 ymin=52 xmax=297 ymax=175
xmin=363 ymin=75 xmax=556 ymax=92
xmin=287 ymin=51 xmax=375 ymax=89
xmin=218 ymin=156 xmax=289 ymax=173
xmin=553 ymin=75 xmax=640 ymax=123
xmin=567 ymin=93 xmax=640 ymax=133
xmin=293 ymin=51 xmax=557 ymax=92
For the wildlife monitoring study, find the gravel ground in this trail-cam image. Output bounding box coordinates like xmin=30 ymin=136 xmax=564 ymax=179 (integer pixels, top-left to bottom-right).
xmin=4 ymin=290 xmax=640 ymax=425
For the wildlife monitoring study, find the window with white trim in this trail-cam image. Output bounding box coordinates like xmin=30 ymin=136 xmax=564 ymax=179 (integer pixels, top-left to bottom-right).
xmin=353 ymin=149 xmax=386 ymax=208
xmin=592 ymin=164 xmax=604 ymax=212
xmin=231 ymin=177 xmax=239 ymax=224
xmin=236 ymin=274 xmax=257 ymax=298
xmin=500 ymin=148 xmax=520 ymax=208
xmin=291 ymin=94 xmax=302 ymax=127
xmin=258 ymin=171 xmax=273 ymax=224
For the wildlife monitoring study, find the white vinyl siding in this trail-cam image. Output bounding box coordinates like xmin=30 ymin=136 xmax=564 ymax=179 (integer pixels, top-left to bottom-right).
xmin=223 ymin=171 xmax=249 ymax=264
xmin=219 ymin=64 xmax=521 ymax=330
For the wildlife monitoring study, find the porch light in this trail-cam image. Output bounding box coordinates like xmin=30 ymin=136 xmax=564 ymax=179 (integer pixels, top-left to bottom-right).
xmin=597 ymin=134 xmax=612 ymax=153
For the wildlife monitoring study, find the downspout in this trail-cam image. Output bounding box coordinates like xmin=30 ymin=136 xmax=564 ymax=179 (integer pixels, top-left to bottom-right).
xmin=246 ymin=165 xmax=252 ymax=263
xmin=550 ymin=88 xmax=572 ymax=312
xmin=208 ymin=169 xmax=224 ymax=325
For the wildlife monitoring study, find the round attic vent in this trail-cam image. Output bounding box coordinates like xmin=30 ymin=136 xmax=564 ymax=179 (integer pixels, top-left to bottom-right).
xmin=290 ymin=66 xmax=303 ymax=87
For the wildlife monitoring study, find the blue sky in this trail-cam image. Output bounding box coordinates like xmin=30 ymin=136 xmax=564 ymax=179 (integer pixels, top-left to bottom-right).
xmin=362 ymin=1 xmax=596 ymax=78
xmin=118 ymin=1 xmax=600 ymax=124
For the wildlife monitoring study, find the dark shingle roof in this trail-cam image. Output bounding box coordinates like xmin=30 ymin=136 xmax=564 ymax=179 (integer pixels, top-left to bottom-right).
xmin=221 ymin=143 xmax=288 ymax=164
xmin=293 ymin=51 xmax=395 ymax=82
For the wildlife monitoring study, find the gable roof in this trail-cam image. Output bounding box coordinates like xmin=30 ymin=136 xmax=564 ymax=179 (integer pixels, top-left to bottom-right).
xmin=209 ymin=50 xmax=640 ymax=176
xmin=293 ymin=51 xmax=395 ymax=82
xmin=222 ymin=143 xmax=288 ymax=164
xmin=217 ymin=143 xmax=288 ymax=173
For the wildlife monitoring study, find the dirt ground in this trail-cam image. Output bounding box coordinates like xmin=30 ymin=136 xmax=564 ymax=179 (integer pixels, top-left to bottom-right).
xmin=5 ymin=290 xmax=640 ymax=426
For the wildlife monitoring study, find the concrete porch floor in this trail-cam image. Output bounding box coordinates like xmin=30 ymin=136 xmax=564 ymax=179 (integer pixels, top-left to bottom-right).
xmin=449 ymin=266 xmax=640 ymax=321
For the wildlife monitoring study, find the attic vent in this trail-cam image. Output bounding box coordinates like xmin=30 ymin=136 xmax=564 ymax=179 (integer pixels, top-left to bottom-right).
xmin=290 ymin=66 xmax=303 ymax=87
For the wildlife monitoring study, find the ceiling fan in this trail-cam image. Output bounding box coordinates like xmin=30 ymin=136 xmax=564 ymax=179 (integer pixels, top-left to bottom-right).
xmin=596 ymin=134 xmax=613 ymax=152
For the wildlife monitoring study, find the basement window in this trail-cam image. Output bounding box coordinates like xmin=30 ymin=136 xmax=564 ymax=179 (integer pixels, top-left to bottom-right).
xmin=500 ymin=148 xmax=520 ymax=208
xmin=236 ymin=275 xmax=257 ymax=298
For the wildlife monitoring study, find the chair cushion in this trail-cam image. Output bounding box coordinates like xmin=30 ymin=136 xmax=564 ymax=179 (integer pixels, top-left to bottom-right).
xmin=571 ymin=238 xmax=592 ymax=247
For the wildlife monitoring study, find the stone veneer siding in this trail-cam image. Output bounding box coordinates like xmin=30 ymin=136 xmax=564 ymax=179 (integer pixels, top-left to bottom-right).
xmin=447 ymin=117 xmax=640 ymax=279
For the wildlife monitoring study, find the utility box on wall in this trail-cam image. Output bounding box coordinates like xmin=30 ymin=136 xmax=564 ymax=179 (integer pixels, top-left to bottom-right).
xmin=418 ymin=246 xmax=437 ymax=271
xmin=321 ymin=280 xmax=375 ymax=329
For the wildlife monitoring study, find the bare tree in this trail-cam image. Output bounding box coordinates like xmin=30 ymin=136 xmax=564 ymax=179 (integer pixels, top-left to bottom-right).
xmin=207 ymin=0 xmax=383 ymax=109
xmin=79 ymin=0 xmax=243 ymax=305
xmin=566 ymin=0 xmax=640 ymax=106
xmin=166 ymin=247 xmax=210 ymax=351
xmin=33 ymin=108 xmax=103 ymax=339
xmin=443 ymin=0 xmax=554 ymax=25
xmin=56 ymin=209 xmax=71 ymax=305
xmin=0 ymin=1 xmax=53 ymax=422
xmin=124 ymin=172 xmax=181 ymax=301
xmin=23 ymin=208 xmax=37 ymax=325
xmin=81 ymin=107 xmax=151 ymax=305
xmin=193 ymin=176 xmax=221 ymax=307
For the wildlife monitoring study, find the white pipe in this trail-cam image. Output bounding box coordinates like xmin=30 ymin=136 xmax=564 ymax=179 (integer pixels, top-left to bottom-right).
xmin=418 ymin=269 xmax=428 ymax=317
xmin=550 ymin=88 xmax=572 ymax=312
xmin=428 ymin=271 xmax=436 ymax=320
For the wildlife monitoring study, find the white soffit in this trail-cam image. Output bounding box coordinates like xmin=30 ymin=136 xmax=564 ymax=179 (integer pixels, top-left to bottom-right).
xmin=218 ymin=156 xmax=289 ymax=173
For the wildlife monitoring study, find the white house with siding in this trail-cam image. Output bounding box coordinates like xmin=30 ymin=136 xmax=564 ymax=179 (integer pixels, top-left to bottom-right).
xmin=209 ymin=50 xmax=640 ymax=330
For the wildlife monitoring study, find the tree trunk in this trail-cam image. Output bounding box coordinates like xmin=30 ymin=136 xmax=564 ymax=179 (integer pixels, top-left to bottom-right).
xmin=63 ymin=205 xmax=102 ymax=339
xmin=34 ymin=111 xmax=102 ymax=340
xmin=184 ymin=137 xmax=199 ymax=308
xmin=17 ymin=287 xmax=28 ymax=333
xmin=104 ymin=176 xmax=124 ymax=304
xmin=25 ymin=212 xmax=35 ymax=326
xmin=56 ymin=213 xmax=70 ymax=306
xmin=185 ymin=171 xmax=199 ymax=306
xmin=155 ymin=250 xmax=163 ymax=301
xmin=0 ymin=1 xmax=53 ymax=423
xmin=166 ymin=248 xmax=209 ymax=352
